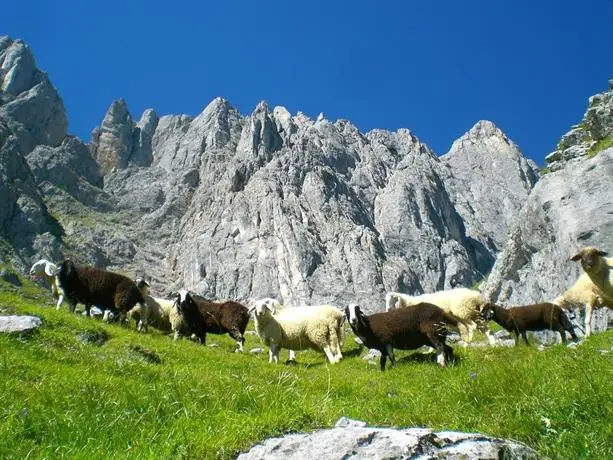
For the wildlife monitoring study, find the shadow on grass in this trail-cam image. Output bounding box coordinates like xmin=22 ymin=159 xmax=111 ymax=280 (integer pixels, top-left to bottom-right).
xmin=396 ymin=350 xmax=461 ymax=366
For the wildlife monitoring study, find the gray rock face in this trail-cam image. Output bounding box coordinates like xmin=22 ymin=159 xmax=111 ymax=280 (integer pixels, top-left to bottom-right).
xmin=0 ymin=119 xmax=62 ymax=267
xmin=0 ymin=37 xmax=67 ymax=147
xmin=237 ymin=418 xmax=542 ymax=459
xmin=545 ymin=82 xmax=613 ymax=171
xmin=162 ymin=102 xmax=505 ymax=308
xmin=0 ymin=315 xmax=41 ymax=333
xmin=90 ymin=100 xmax=158 ymax=175
xmin=483 ymin=148 xmax=613 ymax=333
xmin=441 ymin=121 xmax=539 ymax=259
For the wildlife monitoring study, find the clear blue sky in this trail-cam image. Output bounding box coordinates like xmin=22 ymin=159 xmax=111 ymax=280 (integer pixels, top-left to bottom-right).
xmin=4 ymin=0 xmax=613 ymax=165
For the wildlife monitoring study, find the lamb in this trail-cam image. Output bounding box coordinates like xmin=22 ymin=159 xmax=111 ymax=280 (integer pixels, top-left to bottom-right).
xmin=29 ymin=259 xmax=63 ymax=309
xmin=481 ymin=302 xmax=579 ymax=345
xmin=345 ymin=302 xmax=458 ymax=371
xmin=249 ymin=299 xmax=344 ymax=364
xmin=385 ymin=288 xmax=495 ymax=345
xmin=174 ymin=290 xmax=250 ymax=351
xmin=553 ymin=246 xmax=613 ymax=337
xmin=49 ymin=259 xmax=149 ymax=331
xmin=132 ymin=279 xmax=185 ymax=339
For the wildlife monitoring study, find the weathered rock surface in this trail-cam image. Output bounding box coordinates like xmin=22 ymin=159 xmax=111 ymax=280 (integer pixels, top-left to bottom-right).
xmin=237 ymin=417 xmax=542 ymax=459
xmin=545 ymin=80 xmax=613 ymax=171
xmin=0 ymin=315 xmax=41 ymax=333
xmin=441 ymin=121 xmax=539 ymax=263
xmin=483 ymin=147 xmax=613 ymax=333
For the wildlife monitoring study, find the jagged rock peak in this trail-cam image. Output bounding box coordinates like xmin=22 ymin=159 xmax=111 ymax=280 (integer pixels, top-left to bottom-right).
xmin=201 ymin=96 xmax=235 ymax=116
xmin=0 ymin=36 xmax=37 ymax=96
xmin=0 ymin=36 xmax=67 ymax=147
xmin=448 ymin=120 xmax=514 ymax=152
xmin=136 ymin=109 xmax=158 ymax=131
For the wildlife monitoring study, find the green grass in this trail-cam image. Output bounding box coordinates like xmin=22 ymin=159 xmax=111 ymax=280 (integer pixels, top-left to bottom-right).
xmin=1 ymin=278 xmax=612 ymax=459
xmin=539 ymin=166 xmax=551 ymax=175
xmin=587 ymin=136 xmax=613 ymax=158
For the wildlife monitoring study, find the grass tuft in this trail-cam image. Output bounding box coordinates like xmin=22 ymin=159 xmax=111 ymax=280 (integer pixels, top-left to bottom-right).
xmin=0 ymin=278 xmax=612 ymax=458
xmin=587 ymin=136 xmax=613 ymax=158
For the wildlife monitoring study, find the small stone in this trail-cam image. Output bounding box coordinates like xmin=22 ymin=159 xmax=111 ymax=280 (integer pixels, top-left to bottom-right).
xmin=0 ymin=315 xmax=41 ymax=334
xmin=334 ymin=417 xmax=367 ymax=428
xmin=250 ymin=347 xmax=263 ymax=354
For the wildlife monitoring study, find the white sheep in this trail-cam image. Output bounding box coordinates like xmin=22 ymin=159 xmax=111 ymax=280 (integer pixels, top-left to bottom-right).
xmin=552 ymin=246 xmax=613 ymax=337
xmin=29 ymin=259 xmax=64 ymax=309
xmin=249 ymin=299 xmax=344 ymax=364
xmin=385 ymin=288 xmax=495 ymax=345
xmin=132 ymin=279 xmax=185 ymax=339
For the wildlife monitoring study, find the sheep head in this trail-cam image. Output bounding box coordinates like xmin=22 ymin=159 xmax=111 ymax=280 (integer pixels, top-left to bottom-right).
xmin=345 ymin=304 xmax=365 ymax=328
xmin=58 ymin=259 xmax=76 ymax=278
xmin=174 ymin=289 xmax=193 ymax=314
xmin=135 ymin=278 xmax=151 ymax=297
xmin=249 ymin=299 xmax=276 ymax=318
xmin=570 ymin=247 xmax=609 ymax=272
xmin=480 ymin=303 xmax=498 ymax=321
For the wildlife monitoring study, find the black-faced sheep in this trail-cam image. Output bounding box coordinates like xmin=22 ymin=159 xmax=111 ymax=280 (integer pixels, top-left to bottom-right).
xmin=385 ymin=288 xmax=495 ymax=345
xmin=249 ymin=299 xmax=344 ymax=364
xmin=553 ymin=246 xmax=613 ymax=337
xmin=50 ymin=259 xmax=149 ymax=331
xmin=174 ymin=290 xmax=250 ymax=352
xmin=345 ymin=303 xmax=458 ymax=371
xmin=481 ymin=302 xmax=579 ymax=345
xmin=29 ymin=259 xmax=63 ymax=309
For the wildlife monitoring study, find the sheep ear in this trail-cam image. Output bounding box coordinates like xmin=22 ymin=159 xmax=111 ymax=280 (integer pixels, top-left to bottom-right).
xmin=569 ymin=252 xmax=582 ymax=262
xmin=266 ymin=302 xmax=276 ymax=315
xmin=247 ymin=305 xmax=255 ymax=314
xmin=597 ymin=250 xmax=609 ymax=257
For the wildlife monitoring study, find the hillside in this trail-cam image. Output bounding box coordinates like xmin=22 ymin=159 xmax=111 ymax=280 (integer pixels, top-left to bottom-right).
xmin=0 ymin=276 xmax=612 ymax=458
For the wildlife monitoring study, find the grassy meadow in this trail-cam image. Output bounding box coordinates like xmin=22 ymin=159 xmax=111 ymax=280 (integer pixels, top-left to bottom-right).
xmin=0 ymin=275 xmax=612 ymax=459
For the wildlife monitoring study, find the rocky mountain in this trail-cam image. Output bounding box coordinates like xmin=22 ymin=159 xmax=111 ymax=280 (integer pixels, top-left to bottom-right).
xmin=79 ymin=97 xmax=538 ymax=308
xmin=0 ymin=37 xmax=65 ymax=270
xmin=483 ymin=81 xmax=613 ymax=332
xmin=13 ymin=33 xmax=610 ymax=315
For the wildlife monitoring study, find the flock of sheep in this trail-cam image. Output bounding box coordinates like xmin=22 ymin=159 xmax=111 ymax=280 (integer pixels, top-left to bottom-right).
xmin=27 ymin=246 xmax=613 ymax=371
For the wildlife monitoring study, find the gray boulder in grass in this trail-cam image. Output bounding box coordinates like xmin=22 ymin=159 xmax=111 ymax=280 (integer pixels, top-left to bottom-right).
xmin=237 ymin=417 xmax=542 ymax=459
xmin=0 ymin=315 xmax=41 ymax=334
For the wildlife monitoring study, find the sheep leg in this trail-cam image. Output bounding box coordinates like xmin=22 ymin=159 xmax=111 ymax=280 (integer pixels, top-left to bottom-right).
xmin=228 ymin=328 xmax=245 ymax=352
xmin=558 ymin=328 xmax=568 ymax=345
xmin=521 ymin=331 xmax=530 ymax=346
xmin=385 ymin=344 xmax=396 ymax=368
xmin=322 ymin=343 xmax=337 ymax=364
xmin=173 ymin=330 xmax=181 ymax=341
xmin=464 ymin=321 xmax=478 ymax=342
xmin=584 ymin=303 xmax=593 ymax=337
xmin=55 ymin=289 xmax=65 ymax=310
xmin=427 ymin=332 xmax=447 ymax=367
xmin=288 ymin=350 xmax=296 ymax=362
xmin=327 ymin=324 xmax=342 ymax=363
xmin=84 ymin=304 xmax=91 ymax=317
xmin=269 ymin=344 xmax=280 ymax=364
xmin=379 ymin=352 xmax=388 ymax=372
xmin=478 ymin=321 xmax=496 ymax=346
xmin=443 ymin=344 xmax=454 ymax=365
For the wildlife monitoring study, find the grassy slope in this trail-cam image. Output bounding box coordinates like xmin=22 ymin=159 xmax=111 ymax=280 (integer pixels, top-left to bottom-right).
xmin=0 ymin=277 xmax=612 ymax=459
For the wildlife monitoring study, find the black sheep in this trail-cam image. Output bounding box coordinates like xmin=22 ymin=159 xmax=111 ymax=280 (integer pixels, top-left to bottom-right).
xmin=54 ymin=259 xmax=148 ymax=331
xmin=481 ymin=302 xmax=579 ymax=345
xmin=174 ymin=290 xmax=250 ymax=351
xmin=345 ymin=302 xmax=459 ymax=371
